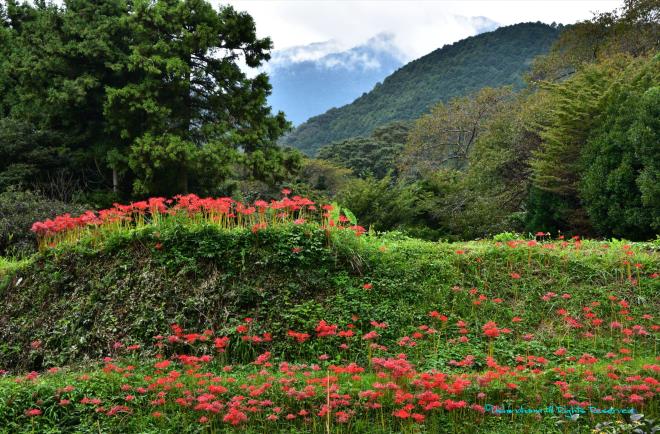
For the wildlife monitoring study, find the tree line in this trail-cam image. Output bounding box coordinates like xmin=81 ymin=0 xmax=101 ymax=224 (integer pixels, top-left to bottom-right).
xmin=299 ymin=0 xmax=659 ymax=241
xmin=281 ymin=22 xmax=561 ymax=155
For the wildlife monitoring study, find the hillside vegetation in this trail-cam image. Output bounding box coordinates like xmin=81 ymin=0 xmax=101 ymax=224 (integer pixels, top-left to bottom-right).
xmin=0 ymin=1 xmax=658 ymax=432
xmin=0 ymin=197 xmax=658 ymax=432
xmin=281 ymin=23 xmax=560 ymax=155
xmin=293 ymin=1 xmax=659 ymax=242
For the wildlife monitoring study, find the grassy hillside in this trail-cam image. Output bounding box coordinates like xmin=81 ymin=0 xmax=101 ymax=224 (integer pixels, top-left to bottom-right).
xmin=0 ymin=211 xmax=658 ymax=432
xmin=281 ymin=23 xmax=560 ymax=155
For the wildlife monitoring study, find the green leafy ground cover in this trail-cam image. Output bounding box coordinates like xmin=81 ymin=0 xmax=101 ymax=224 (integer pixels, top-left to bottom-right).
xmin=0 ymin=222 xmax=658 ymax=433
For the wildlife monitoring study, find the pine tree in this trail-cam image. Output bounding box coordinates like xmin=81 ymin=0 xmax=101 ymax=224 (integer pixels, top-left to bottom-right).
xmin=103 ymin=0 xmax=289 ymax=195
xmin=0 ymin=0 xmax=293 ymax=198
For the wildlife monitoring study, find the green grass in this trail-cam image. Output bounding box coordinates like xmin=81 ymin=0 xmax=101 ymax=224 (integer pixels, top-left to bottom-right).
xmin=0 ymin=256 xmax=30 ymax=275
xmin=0 ymin=222 xmax=657 ymax=432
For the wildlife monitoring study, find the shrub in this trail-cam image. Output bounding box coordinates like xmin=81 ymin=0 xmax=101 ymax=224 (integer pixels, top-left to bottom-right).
xmin=0 ymin=189 xmax=87 ymax=257
xmin=336 ymin=176 xmax=430 ymax=232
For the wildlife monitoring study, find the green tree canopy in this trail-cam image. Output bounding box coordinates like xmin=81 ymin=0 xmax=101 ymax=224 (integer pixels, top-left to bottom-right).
xmin=104 ymin=0 xmax=289 ymax=195
xmin=0 ymin=0 xmax=294 ymax=199
xmin=529 ymin=0 xmax=659 ymax=81
xmin=579 ymin=55 xmax=659 ymax=239
xmin=317 ymin=121 xmax=410 ymax=179
xmin=399 ymin=87 xmax=514 ymax=178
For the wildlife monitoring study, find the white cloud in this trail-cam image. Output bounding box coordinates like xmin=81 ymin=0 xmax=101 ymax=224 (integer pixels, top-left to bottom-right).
xmin=265 ymin=32 xmax=405 ymax=73
xmin=319 ymin=51 xmax=381 ymax=70
xmin=270 ymin=40 xmax=347 ymax=64
xmin=222 ymin=0 xmax=621 ymax=62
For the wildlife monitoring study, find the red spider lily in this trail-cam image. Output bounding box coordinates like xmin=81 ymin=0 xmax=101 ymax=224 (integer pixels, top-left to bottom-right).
xmin=6 ymin=238 xmax=660 ymax=433
xmin=482 ymin=321 xmax=500 ymax=338
xmin=287 ymin=330 xmax=310 ymax=343
xmin=315 ymin=320 xmax=338 ymax=337
xmin=397 ymin=336 xmax=417 ymax=347
xmin=154 ymin=360 xmax=171 ymax=370
xmin=254 ymin=352 xmax=271 ymax=366
xmin=448 ymin=355 xmax=475 ymax=367
xmin=31 ymin=192 xmax=364 ymax=250
xmin=542 ymin=292 xmax=557 ymax=301
xmin=24 ymin=371 xmax=39 ymax=381
xmin=392 ymin=408 xmax=410 ymax=418
xmin=629 ymin=394 xmax=644 ymax=404
xmin=370 ymin=321 xmax=387 ymax=329
xmin=24 ymin=408 xmax=42 ymax=417
xmin=429 ymin=311 xmax=448 ymax=321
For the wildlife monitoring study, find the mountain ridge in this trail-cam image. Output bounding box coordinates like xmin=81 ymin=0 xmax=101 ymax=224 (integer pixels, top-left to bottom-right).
xmin=280 ymin=22 xmax=561 ymax=155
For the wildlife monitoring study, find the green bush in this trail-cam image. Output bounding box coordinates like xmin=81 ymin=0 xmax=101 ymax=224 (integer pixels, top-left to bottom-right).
xmin=336 ymin=176 xmax=430 ymax=232
xmin=0 ymin=189 xmax=87 ymax=257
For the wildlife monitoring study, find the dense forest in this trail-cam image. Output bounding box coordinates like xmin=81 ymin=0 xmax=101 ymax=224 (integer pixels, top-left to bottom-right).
xmin=0 ymin=0 xmax=299 ymax=201
xmin=281 ymin=22 xmax=561 ymax=155
xmin=295 ymin=0 xmax=659 ymax=242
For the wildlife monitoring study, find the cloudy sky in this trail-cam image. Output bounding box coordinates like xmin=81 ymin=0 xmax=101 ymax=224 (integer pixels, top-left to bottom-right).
xmin=224 ymin=0 xmax=622 ymax=62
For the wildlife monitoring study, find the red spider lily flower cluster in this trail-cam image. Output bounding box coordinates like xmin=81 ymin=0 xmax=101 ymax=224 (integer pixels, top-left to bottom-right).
xmin=7 ymin=302 xmax=660 ymax=432
xmin=6 ymin=237 xmax=659 ymax=431
xmin=31 ymin=193 xmax=366 ymax=250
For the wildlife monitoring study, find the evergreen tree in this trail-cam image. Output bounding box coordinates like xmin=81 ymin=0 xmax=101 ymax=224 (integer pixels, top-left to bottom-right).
xmin=0 ymin=0 xmax=293 ymax=198
xmin=1 ymin=0 xmax=78 ymax=194
xmin=104 ymin=0 xmax=289 ymax=195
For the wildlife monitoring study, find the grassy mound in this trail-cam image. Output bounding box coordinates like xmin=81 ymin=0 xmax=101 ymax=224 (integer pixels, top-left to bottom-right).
xmin=0 ymin=222 xmax=658 ymax=433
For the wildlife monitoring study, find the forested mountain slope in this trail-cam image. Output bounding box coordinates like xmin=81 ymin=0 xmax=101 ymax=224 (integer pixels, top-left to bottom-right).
xmin=281 ymin=22 xmax=560 ymax=155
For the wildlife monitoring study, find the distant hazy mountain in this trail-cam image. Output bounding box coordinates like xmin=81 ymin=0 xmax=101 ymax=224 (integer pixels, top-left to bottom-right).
xmin=280 ymin=22 xmax=561 ymax=156
xmin=266 ymin=34 xmax=405 ymax=125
